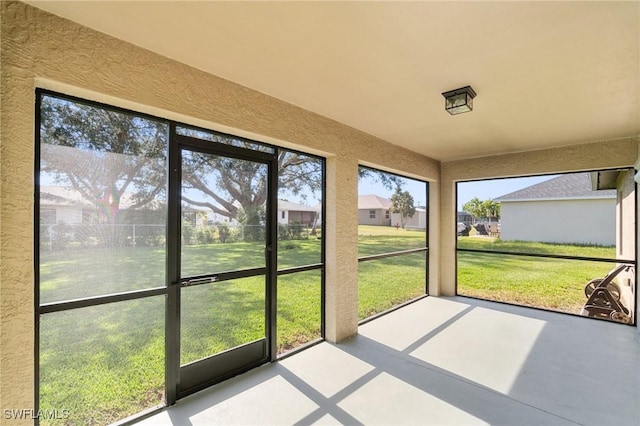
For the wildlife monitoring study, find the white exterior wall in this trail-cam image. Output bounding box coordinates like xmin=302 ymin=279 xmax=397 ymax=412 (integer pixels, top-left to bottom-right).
xmin=55 ymin=207 xmax=83 ymax=224
xmin=358 ymin=208 xmax=390 ymax=226
xmin=391 ymin=209 xmax=426 ymax=229
xmin=500 ymin=198 xmax=616 ymax=246
xmin=615 ymin=170 xmax=635 ymax=321
xmin=616 ymin=170 xmax=636 ymax=259
xmin=277 ymin=210 xmax=288 ymax=225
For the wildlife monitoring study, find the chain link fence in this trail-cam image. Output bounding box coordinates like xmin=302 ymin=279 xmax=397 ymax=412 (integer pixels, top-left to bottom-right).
xmin=40 ymin=222 xmax=316 ymax=251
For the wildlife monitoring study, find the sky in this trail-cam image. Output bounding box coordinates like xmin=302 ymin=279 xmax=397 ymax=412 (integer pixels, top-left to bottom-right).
xmin=357 ymin=171 xmax=557 ymax=211
xmin=358 ymin=176 xmax=428 ymax=207
xmin=456 ymin=175 xmax=557 ymax=211
xmin=40 ymin=147 xmax=557 ymax=214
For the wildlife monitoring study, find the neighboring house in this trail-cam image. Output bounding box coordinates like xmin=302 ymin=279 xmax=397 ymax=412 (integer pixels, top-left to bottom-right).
xmin=182 ymin=207 xmax=209 ymax=226
xmin=495 ymin=173 xmax=617 ymax=246
xmin=40 ymin=186 xmax=99 ymax=225
xmin=457 ymin=211 xmax=473 ymax=225
xmin=391 ymin=208 xmax=427 ymax=229
xmin=41 ymin=185 xmax=192 ymax=225
xmin=277 ymin=200 xmax=319 ymax=227
xmin=358 ymin=194 xmax=392 ymax=226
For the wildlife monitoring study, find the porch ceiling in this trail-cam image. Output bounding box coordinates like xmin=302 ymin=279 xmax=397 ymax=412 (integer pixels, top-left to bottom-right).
xmin=26 ymin=1 xmax=640 ymax=161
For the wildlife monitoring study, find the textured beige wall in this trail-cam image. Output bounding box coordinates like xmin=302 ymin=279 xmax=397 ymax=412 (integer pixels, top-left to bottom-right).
xmin=441 ymin=137 xmax=639 ymax=297
xmin=0 ymin=1 xmax=440 ymax=417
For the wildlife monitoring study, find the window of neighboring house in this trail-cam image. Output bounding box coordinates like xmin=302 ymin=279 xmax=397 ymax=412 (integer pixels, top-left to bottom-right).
xmin=385 ymin=210 xmax=390 ymax=219
xmin=456 ymin=169 xmax=636 ymax=325
xmin=357 ymin=165 xmax=429 ymax=322
xmin=281 ymin=211 xmax=285 ymax=219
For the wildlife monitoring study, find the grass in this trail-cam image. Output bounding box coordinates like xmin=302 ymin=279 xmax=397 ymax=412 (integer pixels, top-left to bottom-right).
xmin=357 ymin=226 xmax=428 ymax=319
xmin=40 ymin=227 xmax=425 ymax=425
xmin=41 ymin=228 xmax=613 ymax=425
xmin=358 ymin=252 xmax=427 ymax=319
xmin=457 ymin=236 xmax=617 ymax=313
xmin=457 ymin=236 xmax=616 ymax=258
xmin=39 ymin=238 xmax=323 ymax=303
xmin=39 ymin=239 xmax=324 ymax=425
xmin=358 ymin=225 xmax=427 ymax=256
xmin=40 ymin=298 xmax=165 ymax=425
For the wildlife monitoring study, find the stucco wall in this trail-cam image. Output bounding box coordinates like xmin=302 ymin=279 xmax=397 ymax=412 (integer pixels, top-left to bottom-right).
xmin=500 ymin=198 xmax=616 ymax=246
xmin=441 ymin=137 xmax=639 ymax=298
xmin=0 ymin=1 xmax=441 ymax=420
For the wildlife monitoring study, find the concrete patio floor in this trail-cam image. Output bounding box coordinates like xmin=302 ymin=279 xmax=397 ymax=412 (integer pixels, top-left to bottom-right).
xmin=139 ymin=296 xmax=640 ymax=425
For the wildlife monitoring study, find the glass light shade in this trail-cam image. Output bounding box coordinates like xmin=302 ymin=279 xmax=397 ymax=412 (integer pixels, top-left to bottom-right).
xmin=446 ymin=93 xmax=472 ymax=114
xmin=442 ymin=86 xmax=476 ymax=115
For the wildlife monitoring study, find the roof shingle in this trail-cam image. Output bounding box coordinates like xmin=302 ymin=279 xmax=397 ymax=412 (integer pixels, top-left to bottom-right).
xmin=495 ymin=173 xmax=616 ymax=202
xmin=358 ymin=194 xmax=392 ymax=210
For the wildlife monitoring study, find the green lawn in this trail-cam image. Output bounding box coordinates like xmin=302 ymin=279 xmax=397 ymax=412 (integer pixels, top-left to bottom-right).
xmin=40 ymin=298 xmax=165 ymax=425
xmin=358 ymin=252 xmax=427 ymax=319
xmin=358 ymin=224 xmax=427 ymax=256
xmin=40 ymin=227 xmax=426 ymax=425
xmin=357 ymin=225 xmax=428 ymax=319
xmin=41 ymin=229 xmax=613 ymax=425
xmin=457 ymin=236 xmax=616 ymax=313
xmin=457 ymin=236 xmax=616 ymax=258
xmin=39 ymin=239 xmax=324 ymax=425
xmin=39 ymin=238 xmax=323 ymax=303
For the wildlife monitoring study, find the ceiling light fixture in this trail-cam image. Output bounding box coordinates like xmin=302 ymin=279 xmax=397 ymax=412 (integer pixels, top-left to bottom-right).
xmin=442 ymin=86 xmax=476 ymax=115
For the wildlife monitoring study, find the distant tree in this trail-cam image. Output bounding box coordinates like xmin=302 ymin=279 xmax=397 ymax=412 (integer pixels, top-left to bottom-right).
xmin=483 ymin=199 xmax=501 ymax=221
xmin=390 ymin=188 xmax=416 ymax=229
xmin=40 ymin=95 xmax=167 ymax=246
xmin=41 ymin=96 xmax=407 ymax=247
xmin=180 ymin=147 xmax=322 ymax=238
xmin=462 ymin=197 xmax=484 ymax=222
xmin=463 ymin=197 xmax=500 ymax=223
xmin=358 ymin=166 xmax=405 ymax=190
xmin=40 ymin=96 xmax=167 ymax=219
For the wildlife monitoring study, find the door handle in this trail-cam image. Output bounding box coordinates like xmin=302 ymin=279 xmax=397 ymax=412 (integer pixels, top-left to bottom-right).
xmin=180 ymin=276 xmax=219 ymax=287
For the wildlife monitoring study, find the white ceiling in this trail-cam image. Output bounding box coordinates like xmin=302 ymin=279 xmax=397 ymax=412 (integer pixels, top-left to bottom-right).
xmin=27 ymin=1 xmax=640 ymax=161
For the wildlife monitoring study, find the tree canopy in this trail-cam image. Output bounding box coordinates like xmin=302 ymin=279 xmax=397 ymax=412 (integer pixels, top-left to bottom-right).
xmin=390 ymin=188 xmax=416 ymax=228
xmin=462 ymin=197 xmax=500 ymax=221
xmin=358 ymin=166 xmax=406 ymax=191
xmin=40 ymin=96 xmax=407 ymax=245
xmin=40 ymin=95 xmax=168 ymax=225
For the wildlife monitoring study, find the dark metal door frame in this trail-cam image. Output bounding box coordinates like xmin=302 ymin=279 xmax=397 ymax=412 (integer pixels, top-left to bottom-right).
xmin=166 ymin=127 xmax=278 ymax=402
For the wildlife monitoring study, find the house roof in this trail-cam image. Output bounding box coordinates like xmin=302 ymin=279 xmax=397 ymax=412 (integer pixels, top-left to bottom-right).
xmin=40 ymin=185 xmax=157 ymax=210
xmin=278 ymin=199 xmax=319 ymax=212
xmin=40 ymin=186 xmax=94 ymax=208
xmin=358 ymin=194 xmax=392 ymax=210
xmin=495 ymin=173 xmax=616 ymax=202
